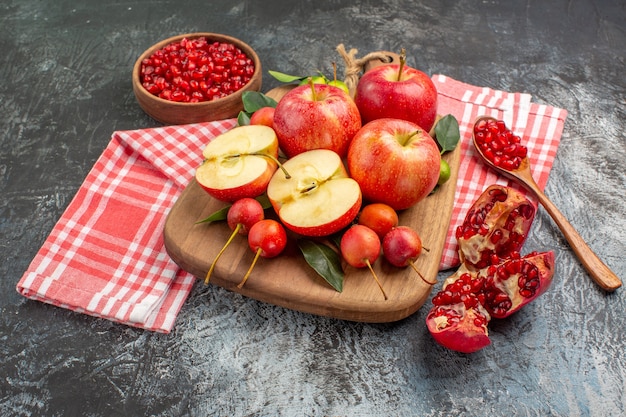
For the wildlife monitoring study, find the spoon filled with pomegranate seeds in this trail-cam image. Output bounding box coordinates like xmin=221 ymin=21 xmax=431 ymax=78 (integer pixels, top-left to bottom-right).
xmin=472 ymin=116 xmax=622 ymax=292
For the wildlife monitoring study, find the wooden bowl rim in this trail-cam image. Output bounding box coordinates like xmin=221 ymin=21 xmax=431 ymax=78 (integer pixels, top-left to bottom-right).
xmin=132 ymin=32 xmax=262 ymax=109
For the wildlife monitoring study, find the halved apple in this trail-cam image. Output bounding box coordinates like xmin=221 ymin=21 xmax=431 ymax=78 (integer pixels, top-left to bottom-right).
xmin=266 ymin=149 xmax=362 ymax=237
xmin=195 ymin=125 xmax=279 ymax=202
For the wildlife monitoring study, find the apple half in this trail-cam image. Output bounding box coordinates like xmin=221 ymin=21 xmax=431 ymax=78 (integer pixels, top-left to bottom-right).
xmin=195 ymin=125 xmax=279 ymax=202
xmin=267 ymin=149 xmax=362 ymax=237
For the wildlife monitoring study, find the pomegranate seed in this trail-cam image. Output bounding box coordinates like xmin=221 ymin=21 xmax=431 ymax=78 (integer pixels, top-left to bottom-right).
xmin=140 ymin=37 xmax=255 ymax=103
xmin=474 ymin=119 xmax=528 ymax=170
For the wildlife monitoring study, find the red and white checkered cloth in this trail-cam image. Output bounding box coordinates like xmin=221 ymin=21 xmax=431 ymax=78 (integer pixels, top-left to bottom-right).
xmin=16 ymin=75 xmax=566 ymax=332
xmin=433 ymin=75 xmax=567 ymax=269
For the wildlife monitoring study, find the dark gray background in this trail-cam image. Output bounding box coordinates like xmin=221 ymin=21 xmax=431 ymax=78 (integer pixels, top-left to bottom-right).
xmin=1 ymin=0 xmax=625 ymax=416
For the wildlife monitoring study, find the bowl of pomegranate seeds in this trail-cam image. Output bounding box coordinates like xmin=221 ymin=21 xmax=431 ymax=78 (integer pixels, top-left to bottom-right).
xmin=132 ymin=32 xmax=262 ymax=125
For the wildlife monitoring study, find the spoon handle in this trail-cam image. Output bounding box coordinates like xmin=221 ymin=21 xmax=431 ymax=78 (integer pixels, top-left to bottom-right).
xmin=521 ymin=174 xmax=622 ymax=291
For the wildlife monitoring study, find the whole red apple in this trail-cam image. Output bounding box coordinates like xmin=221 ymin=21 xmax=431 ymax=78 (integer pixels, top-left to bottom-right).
xmin=355 ymin=63 xmax=438 ymax=132
xmin=272 ymin=83 xmax=361 ymax=158
xmin=347 ymin=118 xmax=441 ymax=210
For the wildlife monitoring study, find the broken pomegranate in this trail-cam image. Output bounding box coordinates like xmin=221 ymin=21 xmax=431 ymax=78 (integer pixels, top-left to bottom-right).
xmin=456 ymin=184 xmax=536 ymax=270
xmin=473 ymin=118 xmax=528 ymax=171
xmin=427 ymin=184 xmax=555 ymax=353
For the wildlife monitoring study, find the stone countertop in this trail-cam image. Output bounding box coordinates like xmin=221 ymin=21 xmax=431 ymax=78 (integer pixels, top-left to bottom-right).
xmin=1 ymin=1 xmax=624 ymax=416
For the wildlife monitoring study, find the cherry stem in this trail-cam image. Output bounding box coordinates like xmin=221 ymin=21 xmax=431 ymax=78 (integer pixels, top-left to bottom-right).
xmin=234 ymin=152 xmax=291 ymax=179
xmin=396 ymin=48 xmax=407 ymax=81
xmin=237 ymin=247 xmax=262 ymax=289
xmin=205 ymin=223 xmax=242 ymax=285
xmin=365 ymin=259 xmax=388 ymax=300
xmin=409 ymin=261 xmax=437 ymax=285
xmin=260 ymin=153 xmax=291 ymax=179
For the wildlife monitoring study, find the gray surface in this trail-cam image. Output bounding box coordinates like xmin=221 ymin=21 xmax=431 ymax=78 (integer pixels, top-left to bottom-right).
xmin=1 ymin=0 xmax=625 ymax=416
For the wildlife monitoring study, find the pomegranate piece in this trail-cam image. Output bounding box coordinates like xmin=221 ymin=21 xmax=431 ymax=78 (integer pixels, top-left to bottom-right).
xmin=456 ymin=184 xmax=536 ymax=270
xmin=428 ymin=251 xmax=554 ymax=353
xmin=473 ymin=118 xmax=528 ymax=170
xmin=426 ymin=271 xmax=491 ymax=354
xmin=480 ymin=250 xmax=555 ymax=319
xmin=140 ymin=37 xmax=255 ymax=103
xmin=427 ymin=184 xmax=556 ymax=353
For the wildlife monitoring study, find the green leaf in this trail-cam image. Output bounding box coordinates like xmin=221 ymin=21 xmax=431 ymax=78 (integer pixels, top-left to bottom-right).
xmin=255 ymin=193 xmax=273 ymax=210
xmin=268 ymin=70 xmax=305 ymax=83
xmin=195 ymin=194 xmax=273 ymax=224
xmin=242 ymin=91 xmax=278 ymax=113
xmin=237 ymin=111 xmax=252 ymax=126
xmin=434 ymin=114 xmax=461 ymax=153
xmin=298 ymin=239 xmax=344 ymax=292
xmin=195 ymin=206 xmax=230 ymax=224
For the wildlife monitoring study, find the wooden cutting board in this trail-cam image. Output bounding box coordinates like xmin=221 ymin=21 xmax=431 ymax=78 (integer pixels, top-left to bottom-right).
xmin=163 ymin=82 xmax=461 ymax=323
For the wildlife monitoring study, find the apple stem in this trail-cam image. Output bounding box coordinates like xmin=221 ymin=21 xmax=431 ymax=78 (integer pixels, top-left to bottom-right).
xmin=365 ymin=259 xmax=388 ymax=300
xmin=399 ymin=130 xmax=422 ymax=146
xmin=396 ymin=48 xmax=407 ymax=82
xmin=409 ymin=260 xmax=437 ymax=285
xmin=309 ymin=77 xmax=318 ymax=101
xmin=238 ymin=248 xmax=262 ymax=289
xmin=205 ymin=223 xmax=242 ymax=285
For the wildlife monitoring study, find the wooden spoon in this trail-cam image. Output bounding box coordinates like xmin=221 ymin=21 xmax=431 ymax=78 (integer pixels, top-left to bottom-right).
xmin=472 ymin=116 xmax=622 ymax=292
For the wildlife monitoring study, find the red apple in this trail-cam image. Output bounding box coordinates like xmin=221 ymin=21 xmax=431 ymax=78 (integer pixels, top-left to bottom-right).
xmin=347 ymin=118 xmax=441 ymax=210
xmin=195 ymin=125 xmax=279 ymax=202
xmin=272 ymin=83 xmax=361 ymax=159
xmin=355 ymin=62 xmax=438 ymax=132
xmin=266 ymin=149 xmax=362 ymax=237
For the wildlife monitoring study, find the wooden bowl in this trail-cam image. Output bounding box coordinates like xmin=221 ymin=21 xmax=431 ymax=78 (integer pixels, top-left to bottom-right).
xmin=132 ymin=32 xmax=262 ymax=125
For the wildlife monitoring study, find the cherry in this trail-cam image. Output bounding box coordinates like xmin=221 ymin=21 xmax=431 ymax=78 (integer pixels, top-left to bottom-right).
xmin=340 ymin=224 xmax=387 ymax=300
xmin=140 ymin=37 xmax=255 ymax=103
xmin=357 ymin=203 xmax=399 ymax=240
xmin=382 ymin=226 xmax=436 ymax=285
xmin=249 ymin=106 xmax=275 ymax=127
xmin=237 ymin=219 xmax=288 ymax=289
xmin=204 ymin=198 xmax=264 ymax=285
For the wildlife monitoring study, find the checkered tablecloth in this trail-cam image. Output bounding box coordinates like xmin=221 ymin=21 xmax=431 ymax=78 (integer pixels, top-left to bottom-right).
xmin=16 ymin=75 xmax=567 ymax=332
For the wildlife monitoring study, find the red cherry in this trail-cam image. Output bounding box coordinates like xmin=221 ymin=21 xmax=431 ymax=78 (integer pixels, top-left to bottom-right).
xmin=382 ymin=226 xmax=436 ymax=285
xmin=205 ymin=198 xmax=264 ymax=285
xmin=249 ymin=107 xmax=276 ymax=127
xmin=237 ymin=219 xmax=288 ymax=289
xmin=358 ymin=203 xmax=399 ymax=239
xmin=340 ymin=225 xmax=387 ymax=300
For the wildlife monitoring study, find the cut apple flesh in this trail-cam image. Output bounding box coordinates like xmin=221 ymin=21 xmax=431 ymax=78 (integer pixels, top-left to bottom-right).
xmin=195 ymin=125 xmax=279 ymax=200
xmin=267 ymin=149 xmax=362 ymax=237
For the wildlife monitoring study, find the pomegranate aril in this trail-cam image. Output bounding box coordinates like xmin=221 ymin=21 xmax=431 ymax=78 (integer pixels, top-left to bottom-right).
xmin=140 ymin=37 xmax=255 ymax=103
xmin=474 ymin=119 xmax=528 ymax=170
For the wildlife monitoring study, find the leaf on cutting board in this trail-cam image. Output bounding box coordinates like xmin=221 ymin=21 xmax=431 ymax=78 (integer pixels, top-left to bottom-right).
xmin=195 ymin=194 xmax=273 ymax=224
xmin=242 ymin=91 xmax=278 ymax=112
xmin=434 ymin=114 xmax=460 ymax=153
xmin=298 ymin=239 xmax=344 ymax=292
